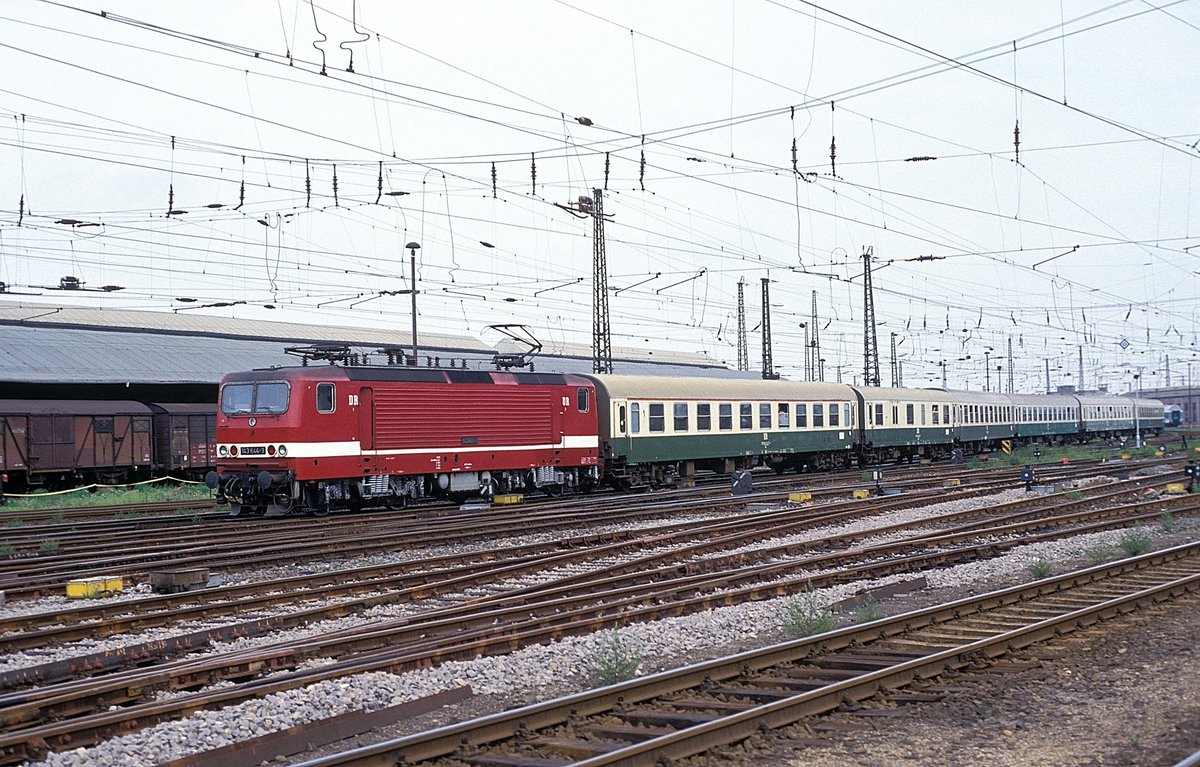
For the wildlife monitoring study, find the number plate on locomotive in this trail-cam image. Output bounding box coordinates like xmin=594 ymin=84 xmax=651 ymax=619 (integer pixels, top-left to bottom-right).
xmin=239 ymin=446 xmax=266 ymax=456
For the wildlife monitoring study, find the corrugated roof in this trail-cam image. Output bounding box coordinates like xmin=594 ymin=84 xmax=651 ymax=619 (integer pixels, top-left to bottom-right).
xmin=0 ymin=301 xmax=491 ymax=351
xmin=0 ymin=301 xmax=751 ymax=385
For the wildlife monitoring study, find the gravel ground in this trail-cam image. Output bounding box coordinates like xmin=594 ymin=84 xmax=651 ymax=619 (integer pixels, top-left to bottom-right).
xmin=22 ymin=484 xmax=1200 ymax=767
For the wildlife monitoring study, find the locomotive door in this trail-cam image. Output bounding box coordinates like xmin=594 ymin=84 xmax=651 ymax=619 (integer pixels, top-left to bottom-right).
xmin=357 ymin=388 xmax=375 ymax=453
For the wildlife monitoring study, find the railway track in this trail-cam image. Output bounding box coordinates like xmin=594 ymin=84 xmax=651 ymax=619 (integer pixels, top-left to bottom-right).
xmin=286 ymin=541 xmax=1200 ymax=767
xmin=0 ymin=457 xmax=1180 ymax=598
xmin=1 ymin=473 xmax=1195 ymax=764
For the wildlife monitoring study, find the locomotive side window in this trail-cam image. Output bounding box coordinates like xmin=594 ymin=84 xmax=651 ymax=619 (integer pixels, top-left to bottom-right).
xmin=674 ymin=403 xmax=689 ymax=431
xmin=719 ymin=403 xmax=733 ymax=430
xmin=649 ymin=403 xmax=665 ymax=433
xmin=577 ymin=388 xmax=590 ymax=413
xmin=697 ymin=403 xmax=712 ymax=431
xmin=795 ymin=403 xmax=807 ymax=428
xmin=317 ymin=383 xmax=335 ymax=413
xmin=630 ymin=403 xmax=641 ymax=433
xmin=739 ymin=403 xmax=752 ymax=430
xmin=813 ymin=403 xmax=824 ymax=428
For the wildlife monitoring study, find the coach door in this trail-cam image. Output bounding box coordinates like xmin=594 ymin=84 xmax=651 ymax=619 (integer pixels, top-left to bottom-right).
xmin=357 ymin=388 xmax=375 ymax=453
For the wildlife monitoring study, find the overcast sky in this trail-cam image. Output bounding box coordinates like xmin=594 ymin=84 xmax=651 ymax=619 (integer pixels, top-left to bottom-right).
xmin=1 ymin=0 xmax=1198 ymax=392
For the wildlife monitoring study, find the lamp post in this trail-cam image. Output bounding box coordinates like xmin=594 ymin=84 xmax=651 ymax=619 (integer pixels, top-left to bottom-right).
xmin=405 ymin=241 xmax=420 ymax=364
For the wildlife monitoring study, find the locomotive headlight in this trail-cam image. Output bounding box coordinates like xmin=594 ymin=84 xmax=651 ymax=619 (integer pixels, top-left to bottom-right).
xmin=277 ymin=444 xmax=288 ymax=457
xmin=218 ymin=445 xmax=229 ymax=457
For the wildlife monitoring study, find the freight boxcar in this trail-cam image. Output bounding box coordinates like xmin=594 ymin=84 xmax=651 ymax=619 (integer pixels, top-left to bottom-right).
xmin=149 ymin=402 xmax=217 ymax=479
xmin=0 ymin=400 xmax=155 ymax=490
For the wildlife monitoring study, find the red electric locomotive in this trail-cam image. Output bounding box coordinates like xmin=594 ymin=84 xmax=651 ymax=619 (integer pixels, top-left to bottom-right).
xmin=205 ymin=365 xmax=601 ymax=516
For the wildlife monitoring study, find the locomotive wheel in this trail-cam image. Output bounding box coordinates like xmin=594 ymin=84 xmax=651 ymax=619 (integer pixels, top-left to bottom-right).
xmin=545 ymin=483 xmax=564 ymax=497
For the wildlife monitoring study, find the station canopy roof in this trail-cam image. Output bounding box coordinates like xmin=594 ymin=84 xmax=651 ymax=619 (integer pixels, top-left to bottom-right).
xmin=0 ymin=301 xmax=745 ymax=384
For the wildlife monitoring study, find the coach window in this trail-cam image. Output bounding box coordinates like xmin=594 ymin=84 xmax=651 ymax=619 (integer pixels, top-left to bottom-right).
xmin=719 ymin=403 xmax=733 ymax=430
xmin=813 ymin=403 xmax=825 ymax=427
xmin=759 ymin=403 xmax=772 ymax=429
xmin=796 ymin=403 xmax=808 ymax=428
xmin=920 ymin=404 xmax=926 ymax=425
xmin=828 ymin=403 xmax=839 ymax=427
xmin=777 ymin=403 xmax=790 ymax=428
xmin=649 ymin=403 xmax=665 ymax=433
xmin=906 ymin=404 xmax=915 ymax=425
xmin=317 ymin=383 xmax=335 ymax=413
xmin=577 ymin=387 xmax=590 ymax=413
xmin=630 ymin=403 xmax=641 ymax=433
xmin=740 ymin=403 xmax=753 ymax=429
xmin=874 ymin=403 xmax=884 ymax=426
xmin=845 ymin=404 xmax=853 ymax=427
xmin=697 ymin=403 xmax=712 ymax=431
xmin=932 ymin=406 xmax=940 ymax=425
xmin=674 ymin=403 xmax=689 ymax=432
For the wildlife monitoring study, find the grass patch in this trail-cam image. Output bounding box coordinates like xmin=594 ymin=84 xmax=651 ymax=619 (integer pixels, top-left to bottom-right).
xmin=1 ymin=483 xmax=211 ymax=512
xmin=781 ymin=582 xmax=836 ymax=638
xmin=0 ymin=543 xmax=14 ymax=557
xmin=39 ymin=538 xmax=60 ymax=553
xmin=1084 ymin=542 xmax=1118 ymax=565
xmin=1027 ymin=556 xmax=1054 ymax=579
xmin=1119 ymin=526 xmax=1152 ymax=556
xmin=588 ymin=630 xmax=643 ymax=686
xmin=1160 ymin=512 xmax=1175 ymax=533
xmin=1063 ymin=490 xmax=1084 ymax=501
xmin=854 ymin=593 xmax=884 ymax=623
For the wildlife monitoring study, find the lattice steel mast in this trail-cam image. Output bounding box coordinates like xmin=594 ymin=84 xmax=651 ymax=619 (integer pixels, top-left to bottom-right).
xmin=591 ymin=188 xmax=612 ymax=374
xmin=862 ymin=246 xmax=880 ymax=387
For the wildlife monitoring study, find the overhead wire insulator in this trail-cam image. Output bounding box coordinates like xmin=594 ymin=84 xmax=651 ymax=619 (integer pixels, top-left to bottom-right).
xmin=332 ymin=163 xmax=339 ymax=207
xmin=18 ymin=193 xmax=23 ymax=226
xmin=491 ymin=161 xmax=497 ymax=198
xmin=375 ymin=161 xmax=382 ymax=204
xmin=604 ymin=152 xmax=610 ymax=190
xmin=1014 ymin=120 xmax=1021 ymax=165
xmin=639 ymin=136 xmax=646 ymax=192
xmin=530 ymin=152 xmax=536 ymax=194
xmin=305 ymin=160 xmax=311 ymax=207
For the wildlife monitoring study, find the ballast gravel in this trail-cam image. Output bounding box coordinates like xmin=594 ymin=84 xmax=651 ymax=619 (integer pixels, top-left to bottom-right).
xmin=24 ymin=482 xmax=1198 ymax=767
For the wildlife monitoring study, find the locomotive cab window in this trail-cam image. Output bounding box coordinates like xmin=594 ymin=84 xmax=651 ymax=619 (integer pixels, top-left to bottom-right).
xmin=220 ymin=382 xmax=289 ymax=415
xmin=316 ymin=383 xmax=335 ymax=413
xmin=577 ymin=387 xmax=590 ymax=413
